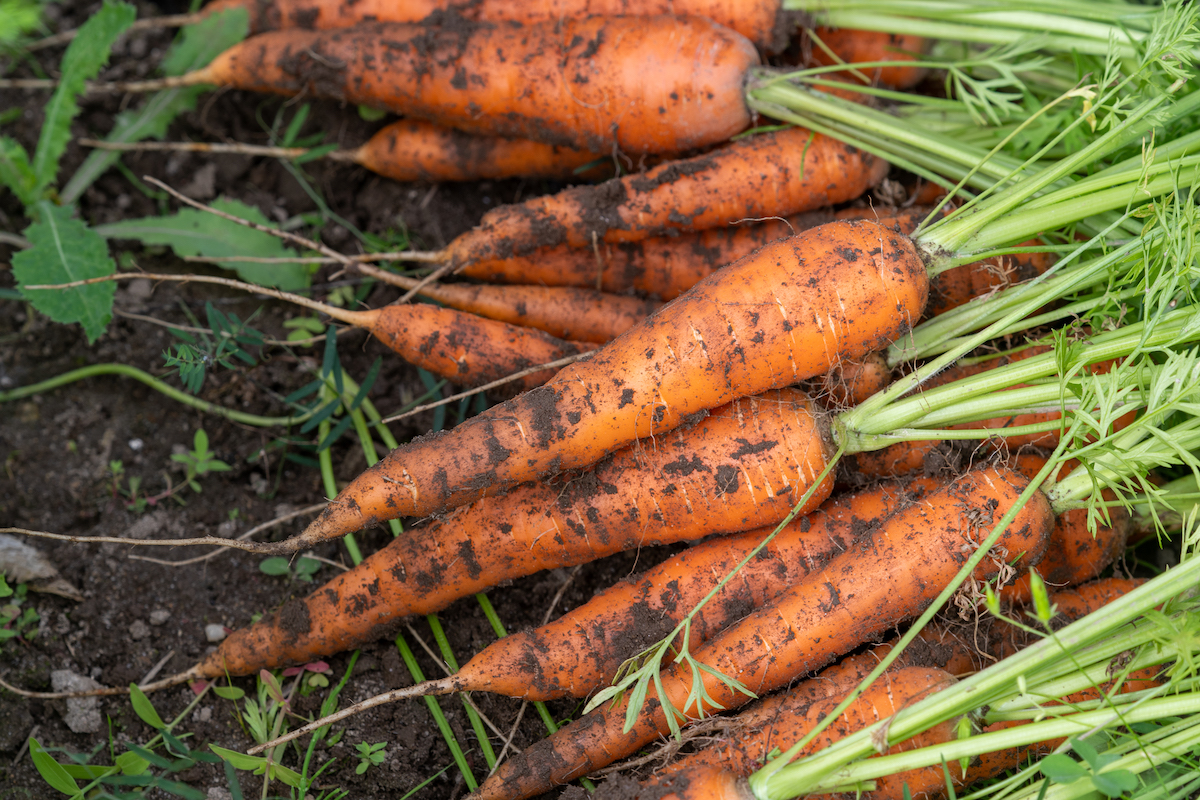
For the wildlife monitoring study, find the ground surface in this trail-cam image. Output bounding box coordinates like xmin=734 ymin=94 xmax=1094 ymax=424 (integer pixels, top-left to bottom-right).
xmin=0 ymin=4 xmax=678 ymax=797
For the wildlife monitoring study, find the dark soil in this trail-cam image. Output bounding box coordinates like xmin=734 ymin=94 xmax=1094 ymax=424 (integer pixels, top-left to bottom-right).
xmin=0 ymin=3 xmax=681 ymax=797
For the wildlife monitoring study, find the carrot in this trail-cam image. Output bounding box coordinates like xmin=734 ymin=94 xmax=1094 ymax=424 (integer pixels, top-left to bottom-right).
xmin=281 ymin=218 xmax=926 ymax=553
xmin=173 ymin=16 xmax=760 ymax=156
xmin=186 ymin=388 xmax=836 ymax=680
xmin=200 ymin=0 xmax=796 ymax=53
xmin=458 ymin=210 xmax=836 ymax=300
xmin=925 ymin=239 xmax=1057 ymax=317
xmin=471 ymin=465 xmax=1053 ymax=800
xmin=816 ymin=351 xmax=891 ymax=408
xmin=362 ymin=268 xmax=662 ymax=343
xmin=806 ymin=28 xmax=929 ymax=89
xmin=343 ymin=118 xmax=608 ymax=183
xmin=323 ymin=302 xmax=598 ymax=390
xmin=630 ymin=666 xmax=960 ymax=800
xmin=439 ymin=126 xmax=889 ymax=267
xmin=460 ymin=207 xmax=926 ymax=301
xmin=998 ymin=454 xmax=1130 ymax=605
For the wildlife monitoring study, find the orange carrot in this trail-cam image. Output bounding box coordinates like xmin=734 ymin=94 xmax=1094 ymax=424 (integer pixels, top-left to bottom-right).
xmin=363 ymin=269 xmax=662 ymax=343
xmin=324 ymin=302 xmax=598 ymax=390
xmin=925 ymin=239 xmax=1058 ymax=317
xmin=806 ymin=28 xmax=929 ymax=89
xmin=441 ymin=126 xmax=889 ymax=267
xmin=188 ymin=388 xmax=835 ymax=680
xmin=460 ymin=207 xmax=926 ymax=301
xmin=344 ymin=118 xmax=608 ymax=182
xmin=817 ymin=351 xmax=892 ymax=408
xmin=200 ymin=0 xmax=795 ymax=53
xmin=281 ymin=219 xmax=927 ymax=553
xmin=472 ymin=465 xmax=1053 ymax=800
xmin=180 ymin=16 xmax=760 ymax=156
xmin=638 ymin=666 xmax=960 ymax=800
xmin=999 ymin=454 xmax=1131 ymax=605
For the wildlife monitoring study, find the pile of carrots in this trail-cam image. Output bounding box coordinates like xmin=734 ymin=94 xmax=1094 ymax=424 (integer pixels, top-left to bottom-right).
xmin=23 ymin=1 xmax=1200 ymax=799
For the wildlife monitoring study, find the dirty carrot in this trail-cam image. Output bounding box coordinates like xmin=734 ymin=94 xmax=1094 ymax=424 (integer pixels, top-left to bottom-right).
xmin=805 ymin=28 xmax=929 ymax=89
xmin=83 ymin=118 xmax=610 ymax=183
xmin=470 ymin=465 xmax=1054 ymax=800
xmin=118 ymin=16 xmax=761 ymax=156
xmin=360 ymin=266 xmax=661 ymax=343
xmin=459 ymin=207 xmax=927 ymax=301
xmin=182 ymin=388 xmax=835 ymax=680
xmin=640 ymin=667 xmax=960 ymax=800
xmin=281 ymin=217 xmax=928 ymax=552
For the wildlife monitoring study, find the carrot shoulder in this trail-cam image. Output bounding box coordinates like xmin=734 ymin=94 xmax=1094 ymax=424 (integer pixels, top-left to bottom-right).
xmin=196 ymin=16 xmax=759 ymax=155
xmin=473 ymin=465 xmax=1054 ymax=800
xmin=283 ymin=219 xmax=927 ymax=552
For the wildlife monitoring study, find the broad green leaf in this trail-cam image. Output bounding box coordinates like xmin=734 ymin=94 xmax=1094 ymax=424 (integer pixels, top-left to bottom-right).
xmin=129 ymin=683 xmax=166 ymax=729
xmin=0 ymin=136 xmax=36 ymax=206
xmin=1092 ymin=770 xmax=1139 ymax=798
xmin=94 ymin=197 xmax=309 ymax=290
xmin=213 ymin=685 xmax=245 ymax=701
xmin=267 ymin=762 xmax=303 ymax=789
xmin=1041 ymin=754 xmax=1089 ymax=783
xmin=61 ymin=8 xmax=250 ymax=205
xmin=61 ymin=764 xmax=113 ymax=779
xmin=258 ymin=557 xmax=291 ymax=576
xmin=13 ymin=201 xmax=116 ymax=343
xmin=31 ymin=0 xmax=136 ymax=197
xmin=209 ymin=745 xmax=268 ymax=772
xmin=115 ymin=750 xmax=150 ymax=776
xmin=0 ymin=575 xmax=11 ymax=598
xmin=28 ymin=738 xmax=80 ymax=796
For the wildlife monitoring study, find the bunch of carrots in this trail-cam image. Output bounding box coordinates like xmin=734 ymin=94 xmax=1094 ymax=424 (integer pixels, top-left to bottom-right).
xmin=16 ymin=1 xmax=1200 ymax=799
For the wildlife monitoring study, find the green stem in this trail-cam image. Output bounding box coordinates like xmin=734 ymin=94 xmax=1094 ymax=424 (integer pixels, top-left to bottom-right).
xmin=0 ymin=363 xmax=317 ymax=426
xmin=426 ymin=614 xmax=497 ymax=770
xmin=395 ymin=633 xmax=477 ymax=791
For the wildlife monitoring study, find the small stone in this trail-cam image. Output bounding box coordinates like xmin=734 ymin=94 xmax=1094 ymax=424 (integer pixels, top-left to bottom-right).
xmin=205 ymin=624 xmax=228 ymax=643
xmin=193 ymin=706 xmax=212 ymax=723
xmin=126 ymin=511 xmax=168 ymax=540
xmin=216 ymin=520 xmax=238 ymax=539
xmin=51 ymin=670 xmax=103 ymax=733
xmin=149 ymin=609 xmax=171 ymax=626
xmin=206 ymin=788 xmax=233 ymax=800
xmin=181 ymin=163 xmax=217 ymax=200
xmin=129 ymin=620 xmax=150 ymax=640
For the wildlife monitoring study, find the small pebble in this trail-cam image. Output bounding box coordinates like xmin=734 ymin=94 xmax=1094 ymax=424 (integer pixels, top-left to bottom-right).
xmin=129 ymin=620 xmax=150 ymax=640
xmin=128 ymin=438 xmax=144 ymax=452
xmin=149 ymin=609 xmax=171 ymax=626
xmin=205 ymin=624 xmax=228 ymax=643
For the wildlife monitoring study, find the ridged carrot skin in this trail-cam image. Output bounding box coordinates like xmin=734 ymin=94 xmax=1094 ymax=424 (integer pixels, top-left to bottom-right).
xmin=195 ymin=389 xmax=835 ymax=678
xmin=459 ymin=210 xmax=836 ymax=299
xmin=349 ymin=119 xmax=606 ymax=183
xmin=403 ymin=281 xmax=662 ymax=343
xmin=444 ymin=126 xmax=890 ymax=264
xmin=925 ymin=238 xmax=1056 ymax=317
xmin=202 ymin=0 xmax=794 ymax=53
xmin=641 ymin=666 xmax=960 ymax=800
xmin=196 ymin=16 xmax=759 ymax=156
xmin=334 ymin=304 xmax=597 ymax=390
xmin=459 ymin=207 xmax=928 ymax=301
xmin=454 ymin=475 xmax=940 ymax=700
xmin=281 ymin=219 xmax=927 ymax=554
xmin=473 ymin=466 xmax=1054 ymax=800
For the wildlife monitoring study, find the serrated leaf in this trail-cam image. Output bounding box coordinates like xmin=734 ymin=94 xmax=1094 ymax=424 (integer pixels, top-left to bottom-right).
xmin=1041 ymin=754 xmax=1089 ymax=783
xmin=31 ymin=1 xmax=136 ymax=197
xmin=13 ymin=201 xmax=116 ymax=343
xmin=129 ymin=683 xmax=166 ymax=729
xmin=0 ymin=136 xmax=36 ymax=205
xmin=94 ymin=197 xmax=308 ymax=290
xmin=29 ymin=738 xmax=80 ymax=796
xmin=62 ymin=8 xmax=248 ymax=204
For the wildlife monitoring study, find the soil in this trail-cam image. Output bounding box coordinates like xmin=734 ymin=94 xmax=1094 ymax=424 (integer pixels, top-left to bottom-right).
xmin=0 ymin=3 xmax=682 ymax=797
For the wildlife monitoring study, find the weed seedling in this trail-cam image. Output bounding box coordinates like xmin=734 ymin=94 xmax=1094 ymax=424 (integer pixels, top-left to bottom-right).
xmin=0 ymin=575 xmax=40 ymax=646
xmin=258 ymin=555 xmax=322 ymax=583
xmin=354 ymin=742 xmax=387 ymax=775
